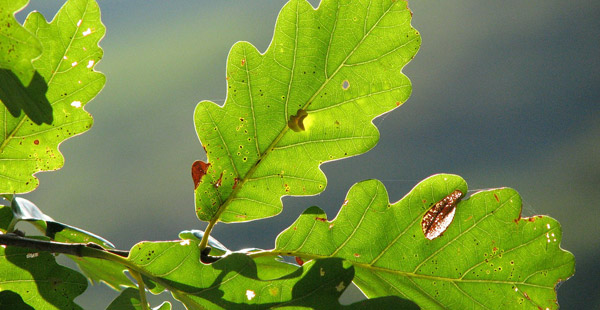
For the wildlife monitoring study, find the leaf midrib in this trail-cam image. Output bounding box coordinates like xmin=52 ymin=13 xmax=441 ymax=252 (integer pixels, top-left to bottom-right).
xmin=209 ymin=0 xmax=398 ymax=223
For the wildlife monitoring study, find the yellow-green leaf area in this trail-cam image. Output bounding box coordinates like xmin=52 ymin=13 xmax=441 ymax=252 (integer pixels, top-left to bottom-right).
xmin=0 ymin=0 xmax=105 ymax=194
xmin=194 ymin=0 xmax=421 ymax=223
xmin=0 ymin=0 xmax=41 ymax=85
xmin=275 ymin=174 xmax=575 ymax=309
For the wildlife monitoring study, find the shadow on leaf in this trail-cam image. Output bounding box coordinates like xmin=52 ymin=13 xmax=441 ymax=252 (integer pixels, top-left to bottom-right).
xmin=0 ymin=290 xmax=35 ymax=310
xmin=161 ymin=254 xmax=418 ymax=309
xmin=0 ymin=69 xmax=52 ymax=125
xmin=4 ymin=246 xmax=86 ymax=309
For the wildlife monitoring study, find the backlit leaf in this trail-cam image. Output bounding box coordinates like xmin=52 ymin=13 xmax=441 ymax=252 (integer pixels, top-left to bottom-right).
xmin=0 ymin=0 xmax=41 ymax=85
xmin=0 ymin=0 xmax=105 ymax=194
xmin=0 ymin=241 xmax=87 ymax=309
xmin=194 ymin=0 xmax=420 ymax=223
xmin=274 ymin=174 xmax=575 ymax=309
xmin=127 ymin=235 xmax=414 ymax=309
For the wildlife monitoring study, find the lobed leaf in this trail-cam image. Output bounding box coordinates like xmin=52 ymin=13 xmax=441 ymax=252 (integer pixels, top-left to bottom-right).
xmin=0 ymin=0 xmax=105 ymax=194
xmin=0 ymin=0 xmax=42 ymax=85
xmin=194 ymin=0 xmax=420 ymax=223
xmin=0 ymin=239 xmax=87 ymax=309
xmin=127 ymin=235 xmax=414 ymax=309
xmin=274 ymin=174 xmax=575 ymax=309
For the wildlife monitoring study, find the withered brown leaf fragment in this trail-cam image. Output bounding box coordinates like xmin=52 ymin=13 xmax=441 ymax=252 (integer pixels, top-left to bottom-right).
xmin=421 ymin=190 xmax=463 ymax=240
xmin=191 ymin=160 xmax=210 ymax=189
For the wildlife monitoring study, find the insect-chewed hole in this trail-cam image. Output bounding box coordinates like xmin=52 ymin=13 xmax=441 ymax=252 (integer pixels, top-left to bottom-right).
xmin=342 ymin=80 xmax=350 ymax=90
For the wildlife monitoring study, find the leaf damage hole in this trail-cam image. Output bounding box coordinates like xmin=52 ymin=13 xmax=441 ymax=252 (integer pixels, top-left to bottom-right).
xmin=342 ymin=80 xmax=350 ymax=90
xmin=245 ymin=289 xmax=255 ymax=300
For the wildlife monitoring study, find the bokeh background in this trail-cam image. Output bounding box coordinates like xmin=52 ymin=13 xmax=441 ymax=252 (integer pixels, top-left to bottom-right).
xmin=15 ymin=0 xmax=599 ymax=308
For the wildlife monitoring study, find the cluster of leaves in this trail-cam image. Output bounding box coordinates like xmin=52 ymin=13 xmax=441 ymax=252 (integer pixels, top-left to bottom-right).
xmin=0 ymin=0 xmax=574 ymax=309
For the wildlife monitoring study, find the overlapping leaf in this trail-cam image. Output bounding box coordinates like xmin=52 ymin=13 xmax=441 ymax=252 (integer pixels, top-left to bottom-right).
xmin=194 ymin=0 xmax=421 ymax=223
xmin=0 ymin=239 xmax=87 ymax=309
xmin=0 ymin=0 xmax=105 ymax=194
xmin=274 ymin=174 xmax=575 ymax=309
xmin=3 ymin=197 xmax=131 ymax=289
xmin=127 ymin=234 xmax=415 ymax=309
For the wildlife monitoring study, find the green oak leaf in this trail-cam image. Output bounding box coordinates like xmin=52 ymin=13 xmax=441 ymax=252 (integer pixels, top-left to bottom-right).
xmin=7 ymin=197 xmax=132 ymax=290
xmin=273 ymin=174 xmax=575 ymax=309
xmin=0 ymin=240 xmax=87 ymax=309
xmin=127 ymin=236 xmax=415 ymax=309
xmin=107 ymin=287 xmax=172 ymax=310
xmin=0 ymin=0 xmax=42 ymax=85
xmin=0 ymin=0 xmax=52 ymax=125
xmin=194 ymin=0 xmax=420 ymax=223
xmin=0 ymin=0 xmax=105 ymax=194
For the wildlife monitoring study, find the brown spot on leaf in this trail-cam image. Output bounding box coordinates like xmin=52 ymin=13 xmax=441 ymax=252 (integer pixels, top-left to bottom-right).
xmin=422 ymin=190 xmax=463 ymax=240
xmin=191 ymin=160 xmax=210 ymax=189
xmin=288 ymin=109 xmax=308 ymax=132
xmin=295 ymin=256 xmax=304 ymax=266
xmin=241 ymin=58 xmax=246 ymax=66
xmin=315 ymin=217 xmax=327 ymax=223
xmin=493 ymin=193 xmax=500 ymax=202
xmin=33 ymin=140 xmax=39 ymax=145
xmin=215 ymin=172 xmax=223 ymax=188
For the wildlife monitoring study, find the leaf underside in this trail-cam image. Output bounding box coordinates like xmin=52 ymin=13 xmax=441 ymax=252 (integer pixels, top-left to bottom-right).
xmin=1 ymin=197 xmax=132 ymax=290
xmin=194 ymin=0 xmax=421 ymax=223
xmin=0 ymin=0 xmax=105 ymax=194
xmin=275 ymin=174 xmax=575 ymax=309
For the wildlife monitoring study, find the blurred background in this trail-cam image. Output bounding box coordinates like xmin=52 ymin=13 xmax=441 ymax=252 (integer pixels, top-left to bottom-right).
xmin=15 ymin=0 xmax=599 ymax=308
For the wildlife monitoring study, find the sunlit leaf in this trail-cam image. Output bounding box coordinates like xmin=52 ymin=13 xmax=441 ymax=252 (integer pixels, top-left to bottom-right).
xmin=0 ymin=0 xmax=52 ymax=125
xmin=0 ymin=241 xmax=87 ymax=309
xmin=107 ymin=287 xmax=172 ymax=310
xmin=127 ymin=236 xmax=414 ymax=309
xmin=9 ymin=197 xmax=132 ymax=289
xmin=0 ymin=0 xmax=105 ymax=194
xmin=274 ymin=174 xmax=575 ymax=309
xmin=0 ymin=0 xmax=41 ymax=85
xmin=194 ymin=0 xmax=420 ymax=223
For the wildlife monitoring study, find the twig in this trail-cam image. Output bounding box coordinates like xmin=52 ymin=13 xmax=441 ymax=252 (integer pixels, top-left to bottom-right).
xmin=0 ymin=233 xmax=129 ymax=258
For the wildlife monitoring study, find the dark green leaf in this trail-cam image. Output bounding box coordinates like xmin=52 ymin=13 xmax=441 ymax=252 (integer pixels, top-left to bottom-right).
xmin=274 ymin=174 xmax=575 ymax=309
